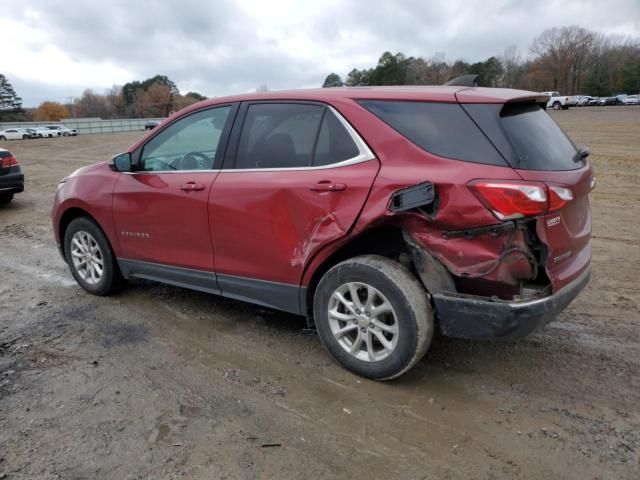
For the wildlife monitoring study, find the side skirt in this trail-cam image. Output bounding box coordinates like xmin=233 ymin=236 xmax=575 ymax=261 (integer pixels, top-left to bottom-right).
xmin=117 ymin=259 xmax=304 ymax=315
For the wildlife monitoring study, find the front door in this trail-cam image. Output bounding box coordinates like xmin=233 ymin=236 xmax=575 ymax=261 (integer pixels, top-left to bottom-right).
xmin=113 ymin=105 xmax=235 ymax=272
xmin=210 ymin=102 xmax=379 ymax=313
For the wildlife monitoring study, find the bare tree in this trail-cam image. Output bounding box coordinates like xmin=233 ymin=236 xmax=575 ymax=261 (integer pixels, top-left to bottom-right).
xmin=501 ymin=46 xmax=522 ymax=88
xmin=530 ymin=26 xmax=597 ymax=94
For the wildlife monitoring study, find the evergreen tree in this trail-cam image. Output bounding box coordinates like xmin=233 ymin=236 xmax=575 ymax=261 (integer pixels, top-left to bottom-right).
xmin=0 ymin=74 xmax=24 ymax=121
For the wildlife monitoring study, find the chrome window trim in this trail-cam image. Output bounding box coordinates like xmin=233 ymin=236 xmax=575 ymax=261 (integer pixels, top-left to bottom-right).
xmin=123 ymin=169 xmax=221 ymax=175
xmin=120 ymin=105 xmax=375 ymax=174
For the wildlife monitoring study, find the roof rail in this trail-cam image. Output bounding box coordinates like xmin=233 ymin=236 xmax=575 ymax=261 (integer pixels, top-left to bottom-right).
xmin=444 ymin=75 xmax=480 ymax=87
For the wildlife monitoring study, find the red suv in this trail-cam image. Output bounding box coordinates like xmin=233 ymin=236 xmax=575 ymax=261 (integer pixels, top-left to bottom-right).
xmin=52 ymin=86 xmax=593 ymax=380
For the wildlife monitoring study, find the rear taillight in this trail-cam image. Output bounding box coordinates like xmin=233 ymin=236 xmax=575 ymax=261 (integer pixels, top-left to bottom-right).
xmin=1 ymin=155 xmax=18 ymax=168
xmin=469 ymin=180 xmax=573 ymax=220
xmin=548 ymin=186 xmax=573 ymax=212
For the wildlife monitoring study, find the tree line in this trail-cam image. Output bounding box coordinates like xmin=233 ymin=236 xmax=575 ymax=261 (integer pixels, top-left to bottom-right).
xmin=322 ymin=25 xmax=640 ymax=96
xmin=0 ymin=74 xmax=208 ymax=122
xmin=2 ymin=24 xmax=639 ymax=122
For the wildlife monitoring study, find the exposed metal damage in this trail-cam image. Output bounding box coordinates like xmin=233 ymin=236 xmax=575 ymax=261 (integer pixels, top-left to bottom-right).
xmin=382 ymin=183 xmax=552 ymax=302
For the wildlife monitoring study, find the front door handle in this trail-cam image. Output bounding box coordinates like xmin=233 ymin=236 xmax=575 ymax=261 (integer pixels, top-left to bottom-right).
xmin=180 ymin=182 xmax=205 ymax=191
xmin=310 ymin=180 xmax=347 ymax=192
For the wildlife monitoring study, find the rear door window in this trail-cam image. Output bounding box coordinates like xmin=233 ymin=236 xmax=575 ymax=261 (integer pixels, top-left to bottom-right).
xmin=234 ymin=103 xmax=324 ymax=169
xmin=359 ymin=100 xmax=507 ymax=166
xmin=313 ymin=110 xmax=360 ymax=166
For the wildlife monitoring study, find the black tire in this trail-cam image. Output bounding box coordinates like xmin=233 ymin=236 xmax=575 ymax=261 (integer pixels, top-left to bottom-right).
xmin=552 ymin=101 xmax=562 ymax=110
xmin=64 ymin=217 xmax=123 ymax=295
xmin=313 ymin=255 xmax=434 ymax=380
xmin=22 ymin=135 xmax=29 ymax=140
xmin=0 ymin=193 xmax=14 ymax=204
xmin=63 ymin=132 xmax=69 ymax=137
xmin=0 ymin=136 xmax=6 ymax=141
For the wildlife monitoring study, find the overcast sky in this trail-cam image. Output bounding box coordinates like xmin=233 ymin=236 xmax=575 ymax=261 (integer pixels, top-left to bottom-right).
xmin=3 ymin=0 xmax=639 ymax=106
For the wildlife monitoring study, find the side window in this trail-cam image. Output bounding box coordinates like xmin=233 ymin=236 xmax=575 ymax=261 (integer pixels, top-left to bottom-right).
xmin=235 ymin=103 xmax=323 ymax=169
xmin=313 ymin=110 xmax=360 ymax=166
xmin=360 ymin=100 xmax=506 ymax=166
xmin=140 ymin=106 xmax=231 ymax=172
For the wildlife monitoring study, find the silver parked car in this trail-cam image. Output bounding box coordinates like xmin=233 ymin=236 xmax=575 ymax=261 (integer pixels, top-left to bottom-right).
xmin=623 ymin=95 xmax=639 ymax=105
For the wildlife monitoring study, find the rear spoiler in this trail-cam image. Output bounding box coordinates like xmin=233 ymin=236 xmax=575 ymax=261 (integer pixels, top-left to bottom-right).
xmin=445 ymin=75 xmax=479 ymax=87
xmin=505 ymin=93 xmax=550 ymax=105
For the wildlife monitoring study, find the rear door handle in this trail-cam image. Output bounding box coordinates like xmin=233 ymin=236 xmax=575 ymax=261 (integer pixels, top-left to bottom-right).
xmin=180 ymin=182 xmax=205 ymax=191
xmin=310 ymin=180 xmax=347 ymax=192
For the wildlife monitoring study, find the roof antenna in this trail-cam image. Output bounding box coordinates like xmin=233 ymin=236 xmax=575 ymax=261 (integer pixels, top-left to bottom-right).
xmin=444 ymin=75 xmax=480 ymax=87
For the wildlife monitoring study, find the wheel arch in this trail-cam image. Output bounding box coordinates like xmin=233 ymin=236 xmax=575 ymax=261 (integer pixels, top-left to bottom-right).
xmin=58 ymin=207 xmax=109 ymax=260
xmin=303 ymin=224 xmax=413 ymax=326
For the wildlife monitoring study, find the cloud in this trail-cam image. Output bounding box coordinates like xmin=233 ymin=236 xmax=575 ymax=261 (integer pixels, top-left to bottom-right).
xmin=3 ymin=0 xmax=639 ymax=106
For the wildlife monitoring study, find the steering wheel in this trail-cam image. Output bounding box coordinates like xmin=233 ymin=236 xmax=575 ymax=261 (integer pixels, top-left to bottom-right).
xmin=180 ymin=151 xmax=210 ymax=170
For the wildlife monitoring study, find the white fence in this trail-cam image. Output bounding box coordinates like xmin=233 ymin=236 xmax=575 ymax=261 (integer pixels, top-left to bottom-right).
xmin=0 ymin=118 xmax=165 ymax=135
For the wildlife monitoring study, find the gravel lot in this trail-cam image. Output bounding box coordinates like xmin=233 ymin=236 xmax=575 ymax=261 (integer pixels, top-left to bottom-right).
xmin=1 ymin=106 xmax=639 ymax=479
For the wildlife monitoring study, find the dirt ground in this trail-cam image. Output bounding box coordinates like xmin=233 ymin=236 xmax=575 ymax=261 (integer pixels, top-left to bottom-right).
xmin=1 ymin=106 xmax=639 ymax=479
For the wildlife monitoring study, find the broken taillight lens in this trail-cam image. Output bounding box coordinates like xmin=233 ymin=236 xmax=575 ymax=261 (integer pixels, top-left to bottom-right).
xmin=469 ymin=180 xmax=573 ymax=220
xmin=0 ymin=155 xmax=18 ymax=168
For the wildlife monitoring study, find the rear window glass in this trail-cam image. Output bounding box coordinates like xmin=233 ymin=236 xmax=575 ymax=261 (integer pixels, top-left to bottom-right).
xmin=359 ymin=100 xmax=506 ymax=166
xmin=499 ymin=104 xmax=578 ymax=171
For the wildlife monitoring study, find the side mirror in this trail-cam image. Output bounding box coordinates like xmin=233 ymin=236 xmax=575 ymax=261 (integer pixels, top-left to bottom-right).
xmin=112 ymin=152 xmax=132 ymax=172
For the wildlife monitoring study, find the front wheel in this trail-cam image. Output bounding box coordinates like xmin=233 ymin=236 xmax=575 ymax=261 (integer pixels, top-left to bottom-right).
xmin=64 ymin=217 xmax=123 ymax=295
xmin=0 ymin=136 xmax=6 ymax=141
xmin=313 ymin=255 xmax=434 ymax=380
xmin=0 ymin=193 xmax=14 ymax=204
xmin=63 ymin=132 xmax=69 ymax=137
xmin=552 ymin=101 xmax=562 ymax=110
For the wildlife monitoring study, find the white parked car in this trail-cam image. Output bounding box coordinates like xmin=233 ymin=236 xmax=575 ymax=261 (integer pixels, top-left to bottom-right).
xmin=37 ymin=127 xmax=59 ymax=138
xmin=623 ymin=95 xmax=639 ymax=105
xmin=575 ymin=95 xmax=597 ymax=106
xmin=0 ymin=128 xmax=30 ymax=141
xmin=45 ymin=124 xmax=78 ymax=136
xmin=541 ymin=91 xmax=577 ymax=110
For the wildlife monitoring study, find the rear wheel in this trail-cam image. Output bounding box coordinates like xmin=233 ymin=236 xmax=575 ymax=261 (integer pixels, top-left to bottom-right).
xmin=64 ymin=217 xmax=123 ymax=295
xmin=63 ymin=132 xmax=69 ymax=137
xmin=0 ymin=193 xmax=14 ymax=204
xmin=0 ymin=136 xmax=6 ymax=141
xmin=552 ymin=101 xmax=562 ymax=110
xmin=313 ymin=255 xmax=433 ymax=380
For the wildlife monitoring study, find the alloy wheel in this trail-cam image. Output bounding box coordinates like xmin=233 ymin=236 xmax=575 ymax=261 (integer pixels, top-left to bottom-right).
xmin=70 ymin=231 xmax=104 ymax=285
xmin=328 ymin=282 xmax=399 ymax=362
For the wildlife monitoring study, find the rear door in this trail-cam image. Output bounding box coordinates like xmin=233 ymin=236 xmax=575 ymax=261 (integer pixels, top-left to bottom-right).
xmin=209 ymin=101 xmax=379 ymax=312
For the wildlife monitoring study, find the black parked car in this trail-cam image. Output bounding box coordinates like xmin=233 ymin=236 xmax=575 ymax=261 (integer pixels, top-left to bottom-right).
xmin=598 ymin=96 xmax=621 ymax=106
xmin=0 ymin=147 xmax=24 ymax=204
xmin=144 ymin=120 xmax=160 ymax=130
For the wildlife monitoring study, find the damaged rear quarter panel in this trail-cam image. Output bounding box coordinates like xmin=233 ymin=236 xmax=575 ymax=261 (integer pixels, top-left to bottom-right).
xmin=302 ymin=105 xmax=543 ymax=298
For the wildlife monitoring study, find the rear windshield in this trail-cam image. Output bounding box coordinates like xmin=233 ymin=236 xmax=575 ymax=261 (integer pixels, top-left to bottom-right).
xmin=463 ymin=103 xmax=579 ymax=171
xmin=359 ymin=100 xmax=507 ymax=166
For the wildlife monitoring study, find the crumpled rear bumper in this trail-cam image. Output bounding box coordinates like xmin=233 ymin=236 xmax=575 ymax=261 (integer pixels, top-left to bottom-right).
xmin=432 ymin=265 xmax=591 ymax=339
